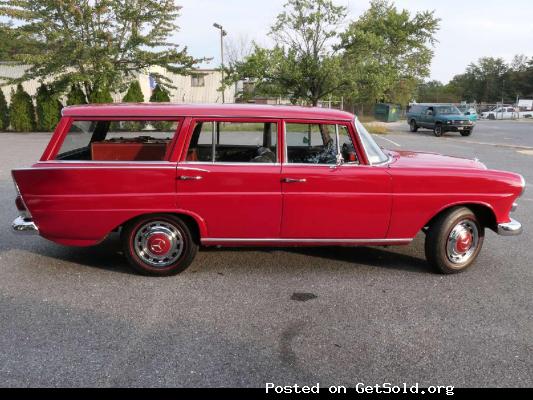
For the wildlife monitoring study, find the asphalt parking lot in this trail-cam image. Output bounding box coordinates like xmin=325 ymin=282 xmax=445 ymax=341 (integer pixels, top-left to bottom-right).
xmin=0 ymin=119 xmax=532 ymax=388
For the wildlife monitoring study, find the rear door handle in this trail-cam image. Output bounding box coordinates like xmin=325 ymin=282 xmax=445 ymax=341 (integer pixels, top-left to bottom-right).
xmin=282 ymin=178 xmax=307 ymax=183
xmin=179 ymin=176 xmax=203 ymax=181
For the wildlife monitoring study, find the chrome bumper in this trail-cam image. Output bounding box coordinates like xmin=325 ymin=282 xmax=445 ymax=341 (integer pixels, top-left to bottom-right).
xmin=497 ymin=218 xmax=522 ymax=236
xmin=12 ymin=216 xmax=39 ymax=235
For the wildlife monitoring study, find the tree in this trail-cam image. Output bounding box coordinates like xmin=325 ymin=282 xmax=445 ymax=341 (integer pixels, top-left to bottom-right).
xmin=0 ymin=22 xmax=39 ymax=61
xmin=416 ymin=80 xmax=460 ymax=103
xmin=122 ymin=80 xmax=145 ymax=131
xmin=149 ymin=85 xmax=171 ymax=130
xmin=227 ymin=0 xmax=349 ymax=106
xmin=149 ymin=85 xmax=171 ymax=103
xmin=0 ymin=0 xmax=202 ymax=99
xmin=123 ymin=81 xmax=145 ymax=103
xmin=35 ymin=84 xmax=62 ymax=132
xmin=88 ymin=84 xmax=113 ymax=104
xmin=340 ymin=0 xmax=440 ymax=105
xmin=9 ymin=84 xmax=35 ymax=132
xmin=0 ymin=89 xmax=9 ymax=130
xmin=66 ymin=84 xmax=88 ymax=106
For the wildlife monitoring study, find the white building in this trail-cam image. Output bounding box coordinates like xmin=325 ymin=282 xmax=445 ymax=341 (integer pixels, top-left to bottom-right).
xmin=0 ymin=63 xmax=236 ymax=104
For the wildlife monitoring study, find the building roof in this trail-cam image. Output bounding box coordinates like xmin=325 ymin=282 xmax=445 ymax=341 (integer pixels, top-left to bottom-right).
xmin=61 ymin=103 xmax=354 ymax=121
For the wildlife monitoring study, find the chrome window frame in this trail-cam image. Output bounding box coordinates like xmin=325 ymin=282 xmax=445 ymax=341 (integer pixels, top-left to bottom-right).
xmin=282 ymin=121 xmax=361 ymax=168
xmin=183 ymin=120 xmax=280 ymax=166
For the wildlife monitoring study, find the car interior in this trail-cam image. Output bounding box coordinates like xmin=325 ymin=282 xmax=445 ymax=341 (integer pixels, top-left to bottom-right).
xmin=186 ymin=122 xmax=278 ymax=163
xmin=56 ymin=121 xmax=175 ymax=161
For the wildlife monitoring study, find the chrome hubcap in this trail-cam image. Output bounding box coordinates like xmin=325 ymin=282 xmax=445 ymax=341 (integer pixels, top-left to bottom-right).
xmin=134 ymin=221 xmax=183 ymax=268
xmin=446 ymin=220 xmax=479 ymax=264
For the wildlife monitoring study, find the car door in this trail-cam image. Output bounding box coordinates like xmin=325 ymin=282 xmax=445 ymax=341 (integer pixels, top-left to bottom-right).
xmin=421 ymin=107 xmax=434 ymax=128
xmin=280 ymin=120 xmax=392 ymax=239
xmin=176 ymin=117 xmax=283 ymax=239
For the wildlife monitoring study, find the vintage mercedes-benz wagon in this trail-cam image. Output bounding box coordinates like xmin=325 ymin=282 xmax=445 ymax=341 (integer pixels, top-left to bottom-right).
xmin=12 ymin=104 xmax=525 ymax=276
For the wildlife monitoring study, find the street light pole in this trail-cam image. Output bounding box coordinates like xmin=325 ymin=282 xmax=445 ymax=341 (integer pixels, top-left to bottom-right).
xmin=213 ymin=23 xmax=227 ymax=104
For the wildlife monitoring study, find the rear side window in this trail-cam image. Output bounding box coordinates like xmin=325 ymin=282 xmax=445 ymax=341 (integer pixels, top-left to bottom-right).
xmin=186 ymin=121 xmax=278 ymax=164
xmin=56 ymin=120 xmax=179 ymax=161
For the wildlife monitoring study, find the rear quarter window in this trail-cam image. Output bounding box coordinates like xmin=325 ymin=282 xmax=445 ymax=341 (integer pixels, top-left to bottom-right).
xmin=56 ymin=119 xmax=180 ymax=161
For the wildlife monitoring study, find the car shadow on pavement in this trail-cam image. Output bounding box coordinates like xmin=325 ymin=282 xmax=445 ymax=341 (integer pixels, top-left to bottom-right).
xmin=8 ymin=233 xmax=428 ymax=276
xmin=201 ymin=245 xmax=429 ymax=274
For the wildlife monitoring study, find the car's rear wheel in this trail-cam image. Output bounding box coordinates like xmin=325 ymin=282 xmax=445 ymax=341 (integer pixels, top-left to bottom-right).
xmin=121 ymin=214 xmax=198 ymax=276
xmin=425 ymin=207 xmax=484 ymax=274
xmin=409 ymin=120 xmax=418 ymax=132
xmin=433 ymin=123 xmax=443 ymax=137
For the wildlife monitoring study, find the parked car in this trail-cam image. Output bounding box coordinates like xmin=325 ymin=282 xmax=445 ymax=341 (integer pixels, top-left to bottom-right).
xmin=480 ymin=106 xmax=518 ymax=120
xmin=12 ymin=104 xmax=525 ymax=276
xmin=457 ymin=105 xmax=478 ymax=122
xmin=406 ymin=104 xmax=475 ymax=137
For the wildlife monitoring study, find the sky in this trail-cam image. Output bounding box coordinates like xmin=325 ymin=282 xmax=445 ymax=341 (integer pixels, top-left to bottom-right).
xmin=174 ymin=0 xmax=533 ymax=83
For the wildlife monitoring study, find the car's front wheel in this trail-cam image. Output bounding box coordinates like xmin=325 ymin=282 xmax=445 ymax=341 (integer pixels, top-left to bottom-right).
xmin=433 ymin=123 xmax=443 ymax=137
xmin=460 ymin=128 xmax=473 ymax=136
xmin=409 ymin=120 xmax=418 ymax=132
xmin=425 ymin=207 xmax=484 ymax=274
xmin=121 ymin=214 xmax=198 ymax=276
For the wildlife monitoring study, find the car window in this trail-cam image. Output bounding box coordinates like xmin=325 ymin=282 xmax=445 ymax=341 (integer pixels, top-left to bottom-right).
xmin=285 ymin=123 xmax=357 ymax=165
xmin=186 ymin=121 xmax=278 ymax=164
xmin=56 ymin=119 xmax=179 ymax=161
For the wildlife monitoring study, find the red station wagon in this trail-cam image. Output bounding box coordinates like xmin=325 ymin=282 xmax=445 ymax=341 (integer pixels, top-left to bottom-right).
xmin=12 ymin=104 xmax=525 ymax=276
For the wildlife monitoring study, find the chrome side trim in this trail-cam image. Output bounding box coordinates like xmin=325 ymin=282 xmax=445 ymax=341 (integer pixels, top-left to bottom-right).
xmin=177 ymin=166 xmax=211 ymax=173
xmin=13 ymin=166 xmax=177 ymax=171
xmin=201 ymin=238 xmax=412 ymax=244
xmin=181 ymin=162 xmax=281 ymax=167
xmin=497 ymin=219 xmax=523 ymax=236
xmin=12 ymin=216 xmax=39 ymax=235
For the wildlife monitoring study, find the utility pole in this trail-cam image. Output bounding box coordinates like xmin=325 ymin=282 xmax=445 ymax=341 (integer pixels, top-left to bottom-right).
xmin=213 ymin=23 xmax=227 ymax=104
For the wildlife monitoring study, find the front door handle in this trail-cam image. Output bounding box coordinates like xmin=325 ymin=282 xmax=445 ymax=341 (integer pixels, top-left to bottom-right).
xmin=282 ymin=178 xmax=307 ymax=183
xmin=179 ymin=176 xmax=203 ymax=181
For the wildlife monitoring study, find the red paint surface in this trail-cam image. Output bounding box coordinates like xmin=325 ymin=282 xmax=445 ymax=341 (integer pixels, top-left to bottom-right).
xmin=11 ymin=104 xmax=524 ymax=247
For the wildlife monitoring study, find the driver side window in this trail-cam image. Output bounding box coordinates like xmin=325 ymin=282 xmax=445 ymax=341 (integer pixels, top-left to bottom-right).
xmin=285 ymin=123 xmax=358 ymax=165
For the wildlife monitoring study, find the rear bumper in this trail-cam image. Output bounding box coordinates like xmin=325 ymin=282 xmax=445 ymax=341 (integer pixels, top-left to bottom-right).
xmin=12 ymin=216 xmax=39 ymax=235
xmin=497 ymin=218 xmax=522 ymax=236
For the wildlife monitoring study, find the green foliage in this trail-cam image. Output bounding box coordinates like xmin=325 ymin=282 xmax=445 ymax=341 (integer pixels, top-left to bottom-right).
xmin=149 ymin=85 xmax=171 ymax=130
xmin=0 ymin=22 xmax=40 ymax=61
xmin=418 ymin=55 xmax=533 ymax=103
xmin=0 ymin=89 xmax=9 ymax=130
xmin=0 ymin=0 xmax=203 ymax=98
xmin=121 ymin=81 xmax=146 ymax=131
xmin=340 ymin=0 xmax=440 ymax=105
xmin=123 ymin=81 xmax=145 ymax=103
xmin=66 ymin=84 xmax=88 ymax=106
xmin=88 ymin=84 xmax=113 ymax=104
xmin=35 ymin=84 xmax=62 ymax=132
xmin=149 ymin=85 xmax=171 ymax=103
xmin=416 ymin=80 xmax=460 ymax=103
xmin=9 ymin=84 xmax=35 ymax=132
xmin=226 ymin=0 xmax=349 ymax=106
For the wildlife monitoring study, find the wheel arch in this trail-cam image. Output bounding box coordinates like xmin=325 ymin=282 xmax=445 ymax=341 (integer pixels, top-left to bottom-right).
xmin=113 ymin=210 xmax=207 ymax=242
xmin=423 ymin=202 xmax=497 ymax=232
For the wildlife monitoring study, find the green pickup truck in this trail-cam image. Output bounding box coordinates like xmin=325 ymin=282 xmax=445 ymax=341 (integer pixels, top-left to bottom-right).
xmin=406 ymin=104 xmax=475 ymax=137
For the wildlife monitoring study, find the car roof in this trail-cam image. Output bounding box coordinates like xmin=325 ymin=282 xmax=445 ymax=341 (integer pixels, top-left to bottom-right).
xmin=61 ymin=103 xmax=355 ymax=121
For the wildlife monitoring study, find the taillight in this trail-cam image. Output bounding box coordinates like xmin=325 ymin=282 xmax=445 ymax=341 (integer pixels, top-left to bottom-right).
xmin=15 ymin=195 xmax=26 ymax=212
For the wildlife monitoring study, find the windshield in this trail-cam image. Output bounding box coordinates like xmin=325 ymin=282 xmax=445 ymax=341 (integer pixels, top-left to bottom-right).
xmin=354 ymin=118 xmax=389 ymax=165
xmin=435 ymin=105 xmax=461 ymax=115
